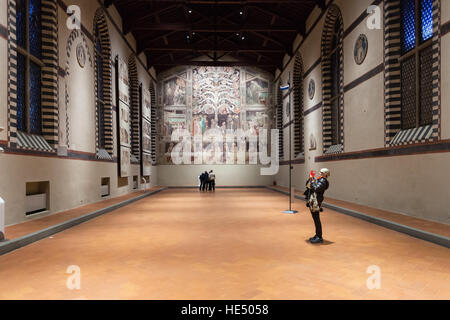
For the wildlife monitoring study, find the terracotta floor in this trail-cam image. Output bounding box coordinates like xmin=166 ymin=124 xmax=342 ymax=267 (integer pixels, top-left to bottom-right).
xmin=272 ymin=186 xmax=450 ymax=238
xmin=0 ymin=188 xmax=448 ymax=300
xmin=5 ymin=186 xmax=165 ymax=240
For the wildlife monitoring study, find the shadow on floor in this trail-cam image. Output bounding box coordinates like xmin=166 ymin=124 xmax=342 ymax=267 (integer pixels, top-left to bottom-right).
xmin=304 ymin=239 xmax=335 ymax=246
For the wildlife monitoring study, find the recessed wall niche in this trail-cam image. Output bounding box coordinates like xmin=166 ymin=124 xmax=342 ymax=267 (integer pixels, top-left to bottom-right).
xmin=118 ymin=177 xmax=129 ymax=188
xmin=101 ymin=178 xmax=110 ymax=197
xmin=25 ymin=182 xmax=50 ymax=216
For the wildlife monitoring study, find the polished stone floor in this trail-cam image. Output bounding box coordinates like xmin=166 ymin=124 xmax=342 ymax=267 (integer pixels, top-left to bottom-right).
xmin=0 ymin=189 xmax=448 ymax=300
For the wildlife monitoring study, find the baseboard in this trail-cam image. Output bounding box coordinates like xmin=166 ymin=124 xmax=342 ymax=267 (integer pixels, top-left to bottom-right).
xmin=0 ymin=187 xmax=168 ymax=256
xmin=266 ymin=186 xmax=450 ymax=249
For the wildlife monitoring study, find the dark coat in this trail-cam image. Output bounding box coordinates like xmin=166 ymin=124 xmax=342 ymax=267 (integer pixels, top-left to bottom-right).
xmin=310 ymin=177 xmax=329 ymax=206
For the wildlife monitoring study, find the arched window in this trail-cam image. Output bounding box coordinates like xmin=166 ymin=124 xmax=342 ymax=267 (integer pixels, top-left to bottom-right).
xmin=93 ymin=9 xmax=113 ymax=155
xmin=95 ymin=26 xmax=105 ymax=149
xmin=400 ymin=0 xmax=433 ymax=129
xmin=15 ymin=0 xmax=43 ymax=135
xmin=321 ymin=5 xmax=344 ymax=154
xmin=10 ymin=0 xmax=57 ymax=151
xmin=128 ymin=55 xmax=140 ymax=159
xmin=384 ymin=0 xmax=440 ymax=146
xmin=293 ymin=54 xmax=304 ymax=157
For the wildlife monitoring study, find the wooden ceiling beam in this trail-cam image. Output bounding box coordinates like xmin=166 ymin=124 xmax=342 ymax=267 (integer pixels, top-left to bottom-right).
xmin=123 ymin=4 xmax=181 ymax=35
xmin=173 ymin=0 xmax=319 ymax=4
xmin=143 ymin=47 xmax=284 ymax=53
xmin=130 ymin=24 xmax=298 ymax=33
xmin=249 ymin=4 xmax=298 ymax=27
xmin=152 ymin=60 xmax=279 ymax=67
xmin=112 ymin=0 xmax=321 ymax=72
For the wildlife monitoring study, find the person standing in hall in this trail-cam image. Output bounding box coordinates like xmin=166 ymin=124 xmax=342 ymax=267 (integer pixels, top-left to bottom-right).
xmin=202 ymin=171 xmax=209 ymax=191
xmin=208 ymin=170 xmax=216 ymax=191
xmin=199 ymin=172 xmax=205 ymax=191
xmin=305 ymin=168 xmax=330 ymax=244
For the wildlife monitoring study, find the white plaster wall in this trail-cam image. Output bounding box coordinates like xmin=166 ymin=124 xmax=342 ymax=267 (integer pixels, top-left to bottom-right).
xmin=0 ymin=0 xmax=7 ymax=26
xmin=0 ymin=152 xmax=142 ymax=225
xmin=292 ymin=34 xmax=303 ymax=54
xmin=74 ymin=0 xmax=99 ymax=31
xmin=66 ymin=38 xmax=96 ymax=152
xmin=343 ymin=5 xmax=384 ymax=86
xmin=277 ymin=151 xmax=450 ymax=224
xmin=157 ymin=165 xmax=273 ymax=187
xmin=306 ymin=5 xmax=322 ymax=33
xmin=334 ymin=0 xmax=374 ymax=30
xmin=344 ymin=73 xmax=385 ymax=152
xmin=442 ymin=0 xmax=450 ymax=23
xmin=321 ymin=154 xmax=450 ymax=224
xmin=300 ymin=21 xmax=322 ymax=74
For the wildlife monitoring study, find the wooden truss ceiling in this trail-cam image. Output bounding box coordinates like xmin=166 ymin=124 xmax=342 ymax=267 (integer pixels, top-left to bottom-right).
xmin=106 ymin=0 xmax=325 ymax=74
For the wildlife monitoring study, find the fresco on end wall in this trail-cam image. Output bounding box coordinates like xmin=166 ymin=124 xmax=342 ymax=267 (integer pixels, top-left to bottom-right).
xmin=158 ymin=67 xmax=274 ymax=165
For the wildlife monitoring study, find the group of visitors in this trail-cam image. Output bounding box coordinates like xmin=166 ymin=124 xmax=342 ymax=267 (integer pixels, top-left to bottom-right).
xmin=199 ymin=170 xmax=216 ymax=192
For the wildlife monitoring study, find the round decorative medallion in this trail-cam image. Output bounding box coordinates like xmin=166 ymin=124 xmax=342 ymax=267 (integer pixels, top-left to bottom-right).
xmin=354 ymin=34 xmax=368 ymax=65
xmin=308 ymin=79 xmax=315 ymax=100
xmin=76 ymin=43 xmax=86 ymax=68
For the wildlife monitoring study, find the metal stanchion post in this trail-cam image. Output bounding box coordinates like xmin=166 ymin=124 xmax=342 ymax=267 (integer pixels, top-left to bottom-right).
xmin=281 ymin=74 xmax=298 ymax=214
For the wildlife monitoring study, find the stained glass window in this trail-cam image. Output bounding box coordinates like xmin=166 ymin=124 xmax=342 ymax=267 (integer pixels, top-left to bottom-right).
xmin=16 ymin=54 xmax=27 ymax=132
xmin=401 ymin=56 xmax=417 ymax=130
xmin=29 ymin=61 xmax=42 ymax=134
xmin=400 ymin=0 xmax=435 ymax=130
xmin=419 ymin=45 xmax=434 ymax=126
xmin=29 ymin=0 xmax=42 ymax=59
xmin=15 ymin=0 xmax=42 ymax=135
xmin=15 ymin=0 xmax=27 ymax=48
xmin=401 ymin=0 xmax=416 ymax=53
xmin=421 ymin=0 xmax=433 ymax=41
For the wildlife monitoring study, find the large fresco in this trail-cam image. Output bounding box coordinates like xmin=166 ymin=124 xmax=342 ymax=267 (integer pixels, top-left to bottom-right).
xmin=192 ymin=67 xmax=241 ymax=136
xmin=163 ymin=74 xmax=187 ymax=106
xmin=117 ymin=57 xmax=131 ymax=177
xmin=158 ymin=67 xmax=273 ymax=165
xmin=246 ymin=77 xmax=269 ymax=106
xmin=141 ymin=88 xmax=152 ymax=176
